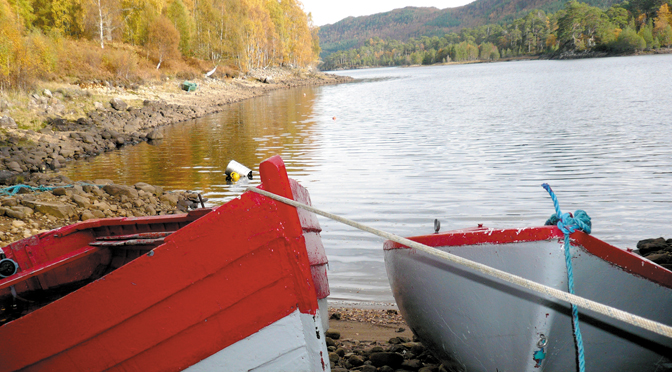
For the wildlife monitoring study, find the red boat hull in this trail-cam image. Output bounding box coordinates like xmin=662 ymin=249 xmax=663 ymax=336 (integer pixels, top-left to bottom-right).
xmin=0 ymin=156 xmax=330 ymax=371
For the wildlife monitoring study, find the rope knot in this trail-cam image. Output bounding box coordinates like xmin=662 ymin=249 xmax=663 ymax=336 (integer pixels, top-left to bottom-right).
xmin=541 ymin=183 xmax=591 ymax=235
xmin=541 ymin=183 xmax=589 ymax=372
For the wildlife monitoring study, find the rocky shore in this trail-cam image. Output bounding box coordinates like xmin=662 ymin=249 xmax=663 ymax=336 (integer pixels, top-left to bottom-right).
xmin=0 ymin=171 xmax=205 ymax=245
xmin=0 ymin=67 xmax=351 ymax=246
xmin=327 ymin=307 xmax=449 ymax=372
xmin=0 ymin=67 xmax=351 ymax=180
xmin=637 ymin=237 xmax=672 ymax=270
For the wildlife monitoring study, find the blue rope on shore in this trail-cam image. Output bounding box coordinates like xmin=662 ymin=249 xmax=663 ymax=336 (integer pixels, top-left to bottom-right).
xmin=0 ymin=183 xmax=102 ymax=197
xmin=542 ymin=183 xmax=590 ymax=372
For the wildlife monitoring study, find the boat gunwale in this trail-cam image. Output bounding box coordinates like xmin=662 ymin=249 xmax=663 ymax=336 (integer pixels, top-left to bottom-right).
xmin=383 ymin=225 xmax=672 ymax=289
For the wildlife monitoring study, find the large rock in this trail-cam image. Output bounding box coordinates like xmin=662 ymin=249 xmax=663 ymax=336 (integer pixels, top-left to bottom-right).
xmin=146 ymin=129 xmax=163 ymax=140
xmin=26 ymin=201 xmax=75 ymax=218
xmin=80 ymin=210 xmax=96 ymax=221
xmin=160 ymin=193 xmax=179 ymax=207
xmin=110 ymin=98 xmax=128 ymax=111
xmin=4 ymin=208 xmax=26 ymax=219
xmin=71 ymin=194 xmax=91 ymax=208
xmin=134 ymin=182 xmax=156 ymax=194
xmin=103 ymin=184 xmax=138 ymax=199
xmin=6 ymin=161 xmax=22 ymax=173
xmin=0 ymin=116 xmax=17 ymax=129
xmin=369 ymin=352 xmax=404 ymax=368
xmin=0 ymin=170 xmax=18 ymax=185
xmin=637 ymin=237 xmax=670 ymax=255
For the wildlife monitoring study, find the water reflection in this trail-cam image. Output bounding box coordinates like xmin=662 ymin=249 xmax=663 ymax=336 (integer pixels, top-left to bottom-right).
xmin=63 ymin=56 xmax=672 ymax=303
xmin=63 ymin=87 xmax=322 ymax=204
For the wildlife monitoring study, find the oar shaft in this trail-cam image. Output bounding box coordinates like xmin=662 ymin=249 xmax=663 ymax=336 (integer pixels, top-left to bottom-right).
xmin=247 ymin=186 xmax=672 ymax=339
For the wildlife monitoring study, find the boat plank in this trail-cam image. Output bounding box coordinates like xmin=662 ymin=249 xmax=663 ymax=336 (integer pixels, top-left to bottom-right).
xmin=0 ymin=197 xmax=287 ymax=372
xmin=0 ymin=245 xmax=100 ymax=291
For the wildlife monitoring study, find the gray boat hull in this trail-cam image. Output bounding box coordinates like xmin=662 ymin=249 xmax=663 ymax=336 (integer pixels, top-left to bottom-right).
xmin=384 ymin=226 xmax=672 ymax=372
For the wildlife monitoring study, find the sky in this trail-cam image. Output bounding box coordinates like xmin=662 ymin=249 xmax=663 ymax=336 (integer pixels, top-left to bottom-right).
xmin=301 ymin=0 xmax=476 ymax=26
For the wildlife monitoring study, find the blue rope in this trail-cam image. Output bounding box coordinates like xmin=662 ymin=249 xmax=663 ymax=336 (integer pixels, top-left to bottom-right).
xmin=0 ymin=183 xmax=103 ymax=196
xmin=542 ymin=183 xmax=590 ymax=372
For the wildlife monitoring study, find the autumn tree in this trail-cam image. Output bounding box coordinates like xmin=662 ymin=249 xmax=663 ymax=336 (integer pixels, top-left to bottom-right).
xmin=84 ymin=0 xmax=124 ymax=48
xmin=6 ymin=0 xmax=34 ymax=26
xmin=166 ymin=0 xmax=192 ymax=55
xmin=122 ymin=0 xmax=159 ymax=46
xmin=146 ymin=14 xmax=180 ymax=68
xmin=0 ymin=0 xmax=23 ymax=90
xmin=31 ymin=0 xmax=85 ymax=36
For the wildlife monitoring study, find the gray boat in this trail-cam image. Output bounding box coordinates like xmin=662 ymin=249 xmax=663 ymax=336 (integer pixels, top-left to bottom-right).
xmin=384 ymin=225 xmax=672 ymax=371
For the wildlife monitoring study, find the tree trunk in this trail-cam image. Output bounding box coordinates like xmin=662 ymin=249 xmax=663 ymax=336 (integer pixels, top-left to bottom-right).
xmin=98 ymin=0 xmax=104 ymax=48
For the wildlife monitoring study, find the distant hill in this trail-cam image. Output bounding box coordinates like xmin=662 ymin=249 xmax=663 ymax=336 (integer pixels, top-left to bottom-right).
xmin=318 ymin=0 xmax=622 ymax=57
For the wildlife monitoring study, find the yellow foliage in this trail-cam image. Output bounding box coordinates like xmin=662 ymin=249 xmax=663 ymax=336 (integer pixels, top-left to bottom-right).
xmin=545 ymin=34 xmax=557 ymax=47
xmin=613 ymin=27 xmax=622 ymax=39
xmin=654 ymin=4 xmax=672 ymax=35
xmin=147 ymin=15 xmax=180 ymax=68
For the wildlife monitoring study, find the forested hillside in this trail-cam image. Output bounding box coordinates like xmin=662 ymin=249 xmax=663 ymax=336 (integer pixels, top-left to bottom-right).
xmin=319 ymin=0 xmax=627 ymax=57
xmin=320 ymin=0 xmax=672 ymax=70
xmin=0 ymin=0 xmax=319 ymax=90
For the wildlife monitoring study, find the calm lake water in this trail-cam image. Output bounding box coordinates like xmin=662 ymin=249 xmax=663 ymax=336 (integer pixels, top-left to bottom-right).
xmin=63 ymin=54 xmax=672 ymax=303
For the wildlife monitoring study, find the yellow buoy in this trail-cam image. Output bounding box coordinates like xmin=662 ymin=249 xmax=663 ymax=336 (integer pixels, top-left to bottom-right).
xmin=230 ymin=172 xmax=240 ymax=182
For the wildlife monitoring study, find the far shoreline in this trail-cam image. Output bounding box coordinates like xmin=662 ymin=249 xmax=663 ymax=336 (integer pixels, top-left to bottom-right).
xmin=321 ymin=46 xmax=672 ymax=72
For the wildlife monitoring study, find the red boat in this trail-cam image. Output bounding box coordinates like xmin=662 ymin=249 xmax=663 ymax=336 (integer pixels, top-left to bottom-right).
xmin=0 ymin=156 xmax=331 ymax=371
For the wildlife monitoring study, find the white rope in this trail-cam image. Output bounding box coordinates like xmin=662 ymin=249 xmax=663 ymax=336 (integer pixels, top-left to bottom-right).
xmin=247 ymin=186 xmax=672 ymax=339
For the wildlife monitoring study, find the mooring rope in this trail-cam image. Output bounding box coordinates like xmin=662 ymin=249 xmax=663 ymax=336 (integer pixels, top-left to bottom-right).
xmin=0 ymin=183 xmax=104 ymax=197
xmin=542 ymin=183 xmax=588 ymax=372
xmin=247 ymin=186 xmax=672 ymax=340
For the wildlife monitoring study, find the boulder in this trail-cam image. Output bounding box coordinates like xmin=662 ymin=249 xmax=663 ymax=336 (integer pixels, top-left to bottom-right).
xmin=134 ymin=182 xmax=156 ymax=194
xmin=637 ymin=237 xmax=670 ymax=254
xmin=12 ymin=220 xmax=26 ymax=228
xmin=160 ymin=193 xmax=179 ymax=207
xmin=103 ymin=184 xmax=139 ymax=199
xmin=0 ymin=116 xmax=18 ymax=129
xmin=5 ymin=208 xmax=26 ymax=219
xmin=346 ymin=355 xmax=364 ymax=368
xmin=28 ymin=201 xmax=75 ymax=218
xmin=325 ymin=330 xmax=341 ymax=340
xmin=146 ymin=129 xmax=164 ymax=140
xmin=80 ymin=210 xmax=96 ymax=221
xmin=52 ymin=187 xmax=68 ymax=196
xmin=93 ymin=201 xmax=111 ymax=211
xmin=6 ymin=161 xmax=22 ymax=173
xmin=71 ymin=194 xmax=91 ymax=208
xmin=369 ymin=352 xmax=404 ymax=368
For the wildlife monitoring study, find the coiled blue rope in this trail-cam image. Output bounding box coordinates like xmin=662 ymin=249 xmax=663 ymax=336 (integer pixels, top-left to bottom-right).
xmin=0 ymin=183 xmax=102 ymax=197
xmin=542 ymin=183 xmax=590 ymax=372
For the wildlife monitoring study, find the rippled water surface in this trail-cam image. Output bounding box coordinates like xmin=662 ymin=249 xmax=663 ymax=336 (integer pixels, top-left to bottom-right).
xmin=63 ymin=55 xmax=672 ymax=303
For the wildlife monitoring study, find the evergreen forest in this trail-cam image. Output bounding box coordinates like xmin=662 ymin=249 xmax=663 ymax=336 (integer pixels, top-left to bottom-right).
xmin=0 ymin=0 xmax=320 ymax=90
xmin=320 ymin=0 xmax=672 ymax=70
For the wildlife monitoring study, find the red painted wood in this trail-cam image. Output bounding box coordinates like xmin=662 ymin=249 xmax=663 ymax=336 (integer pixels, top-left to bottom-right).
xmin=22 ymin=246 xmax=297 ymax=371
xmin=384 ymin=225 xmax=672 ymax=289
xmin=0 ymin=156 xmax=326 ymax=371
xmin=0 ymin=245 xmax=100 ymax=291
xmin=259 ymin=155 xmax=325 ymax=309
